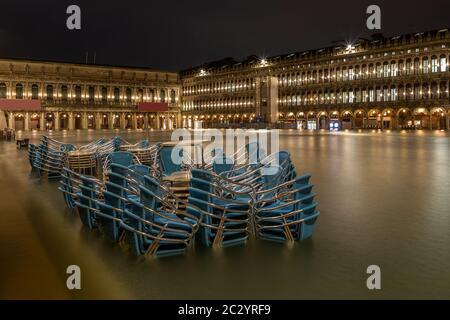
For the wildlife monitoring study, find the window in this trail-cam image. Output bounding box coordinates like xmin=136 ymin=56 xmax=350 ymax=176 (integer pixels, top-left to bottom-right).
xmin=422 ymin=58 xmax=429 ymax=73
xmin=391 ymin=62 xmax=397 ymax=77
xmin=406 ymin=60 xmax=412 ymax=75
xmin=383 ymin=63 xmax=389 ymax=77
xmin=75 ymin=86 xmax=82 ymax=103
xmin=126 ymin=88 xmax=132 ymax=103
xmin=31 ymin=84 xmax=39 ymax=100
xmin=137 ymin=89 xmax=144 ymax=102
xmin=170 ymin=89 xmax=176 ymax=103
xmin=369 ymin=89 xmax=374 ymax=102
xmin=61 ymin=85 xmax=68 ymax=102
xmin=348 ymin=68 xmax=354 ymax=81
xmin=89 ymin=86 xmax=95 ymax=103
xmin=390 ymin=87 xmax=397 ymax=101
xmin=440 ymin=56 xmax=447 ymax=72
xmin=16 ymin=84 xmax=23 ymax=99
xmin=376 ymin=88 xmax=382 ymax=102
xmin=348 ymin=91 xmax=354 ymax=103
xmin=376 ymin=64 xmax=382 ymax=78
xmin=0 ymin=83 xmax=6 ymax=98
xmin=114 ymin=87 xmax=120 ymax=104
xmin=101 ymin=87 xmax=107 ymax=104
xmin=160 ymin=89 xmax=166 ymax=102
xmin=342 ymin=68 xmax=348 ymax=81
xmin=46 ymin=85 xmax=54 ymax=102
xmin=431 ymin=57 xmax=438 ymax=73
xmin=383 ymin=87 xmax=389 ymax=101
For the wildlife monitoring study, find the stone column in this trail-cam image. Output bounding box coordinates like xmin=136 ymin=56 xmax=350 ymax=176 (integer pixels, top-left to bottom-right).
xmin=95 ymin=113 xmax=101 ymax=129
xmin=40 ymin=112 xmax=45 ymax=131
xmin=68 ymin=113 xmax=75 ymax=130
xmin=144 ymin=114 xmax=149 ymax=129
xmin=82 ymin=112 xmax=88 ymax=129
xmin=8 ymin=112 xmax=14 ymax=129
xmin=54 ymin=112 xmax=60 ymax=130
xmin=156 ymin=114 xmax=161 ymax=129
xmin=120 ymin=113 xmax=126 ymax=129
xmin=108 ymin=113 xmax=113 ymax=129
xmin=133 ymin=114 xmax=138 ymax=130
xmin=24 ymin=112 xmax=29 ymax=131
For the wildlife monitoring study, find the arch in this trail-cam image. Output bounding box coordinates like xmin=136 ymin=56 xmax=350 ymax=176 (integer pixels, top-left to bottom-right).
xmin=74 ymin=113 xmax=82 ymax=129
xmin=341 ymin=110 xmax=354 ymax=130
xmin=367 ymin=109 xmax=381 ymax=129
xmin=306 ymin=111 xmax=317 ymax=130
xmin=30 ymin=113 xmax=40 ymax=130
xmin=413 ymin=108 xmax=430 ymax=129
xmin=317 ymin=111 xmax=328 ymax=129
xmin=430 ymin=107 xmax=446 ymax=130
xmin=112 ymin=113 xmax=121 ymax=129
xmin=354 ymin=109 xmax=366 ymax=129
xmin=397 ymin=108 xmax=414 ymax=129
xmin=45 ymin=112 xmax=54 ymax=130
xmin=14 ymin=113 xmax=25 ymax=131
xmin=101 ymin=113 xmax=109 ymax=129
xmin=60 ymin=113 xmax=69 ymax=130
xmin=87 ymin=113 xmax=95 ymax=129
xmin=125 ymin=113 xmax=133 ymax=129
xmin=136 ymin=114 xmax=145 ymax=129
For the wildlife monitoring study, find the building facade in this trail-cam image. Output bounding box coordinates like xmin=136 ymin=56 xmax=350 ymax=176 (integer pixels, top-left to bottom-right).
xmin=0 ymin=59 xmax=181 ymax=131
xmin=2 ymin=28 xmax=450 ymax=132
xmin=180 ymin=29 xmax=450 ymax=130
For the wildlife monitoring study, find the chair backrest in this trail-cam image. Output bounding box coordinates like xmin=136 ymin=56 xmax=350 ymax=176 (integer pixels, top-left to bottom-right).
xmin=246 ymin=141 xmax=266 ymax=164
xmin=128 ymin=164 xmax=150 ymax=185
xmin=143 ymin=175 xmax=165 ymax=210
xmin=139 ymin=184 xmax=162 ymax=217
xmin=212 ymin=155 xmax=234 ymax=174
xmin=110 ymin=151 xmax=134 ymax=167
xmin=160 ymin=146 xmax=183 ymax=176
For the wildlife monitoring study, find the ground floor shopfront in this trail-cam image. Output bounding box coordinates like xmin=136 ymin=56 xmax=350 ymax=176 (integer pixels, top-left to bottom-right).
xmin=3 ymin=110 xmax=181 ymax=131
xmin=183 ymin=106 xmax=450 ymax=130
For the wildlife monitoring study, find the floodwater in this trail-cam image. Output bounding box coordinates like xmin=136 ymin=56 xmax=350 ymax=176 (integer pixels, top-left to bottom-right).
xmin=0 ymin=129 xmax=449 ymax=299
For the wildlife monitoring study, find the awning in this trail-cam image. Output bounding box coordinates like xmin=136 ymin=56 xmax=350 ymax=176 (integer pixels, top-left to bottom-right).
xmin=137 ymin=102 xmax=169 ymax=112
xmin=0 ymin=99 xmax=41 ymax=111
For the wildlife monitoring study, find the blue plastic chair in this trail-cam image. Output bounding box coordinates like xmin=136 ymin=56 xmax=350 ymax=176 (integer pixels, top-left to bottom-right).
xmin=187 ymin=169 xmax=251 ymax=248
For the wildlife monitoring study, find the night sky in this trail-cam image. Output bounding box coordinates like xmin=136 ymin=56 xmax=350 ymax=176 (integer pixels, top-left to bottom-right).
xmin=0 ymin=0 xmax=449 ymax=71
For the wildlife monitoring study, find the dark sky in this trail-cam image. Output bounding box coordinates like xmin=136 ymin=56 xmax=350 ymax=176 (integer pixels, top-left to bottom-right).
xmin=0 ymin=0 xmax=449 ymax=71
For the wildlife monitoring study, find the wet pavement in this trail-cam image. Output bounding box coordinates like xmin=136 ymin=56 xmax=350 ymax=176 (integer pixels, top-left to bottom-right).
xmin=0 ymin=129 xmax=449 ymax=299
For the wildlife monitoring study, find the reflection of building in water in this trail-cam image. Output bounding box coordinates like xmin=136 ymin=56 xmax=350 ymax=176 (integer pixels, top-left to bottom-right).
xmin=0 ymin=59 xmax=181 ymax=131
xmin=180 ymin=29 xmax=450 ymax=130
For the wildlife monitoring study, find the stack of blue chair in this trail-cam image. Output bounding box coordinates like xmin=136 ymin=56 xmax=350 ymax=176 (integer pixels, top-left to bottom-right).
xmin=254 ymin=172 xmax=320 ymax=243
xmin=122 ymin=175 xmax=199 ymax=257
xmin=187 ymin=169 xmax=251 ymax=248
xmin=28 ymin=136 xmax=75 ymax=179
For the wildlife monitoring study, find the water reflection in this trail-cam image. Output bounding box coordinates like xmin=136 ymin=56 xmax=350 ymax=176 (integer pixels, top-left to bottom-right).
xmin=1 ymin=129 xmax=449 ymax=299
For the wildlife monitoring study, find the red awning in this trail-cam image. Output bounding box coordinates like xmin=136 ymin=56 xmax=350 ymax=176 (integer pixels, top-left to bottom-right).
xmin=0 ymin=99 xmax=41 ymax=111
xmin=137 ymin=102 xmax=169 ymax=112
